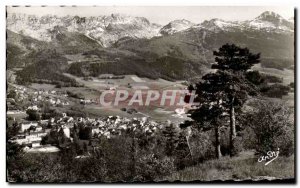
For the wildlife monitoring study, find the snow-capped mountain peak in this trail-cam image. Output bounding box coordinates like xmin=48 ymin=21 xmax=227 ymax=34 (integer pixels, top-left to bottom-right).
xmin=193 ymin=18 xmax=241 ymax=32
xmin=255 ymin=11 xmax=283 ymax=22
xmin=6 ymin=11 xmax=294 ymax=47
xmin=246 ymin=11 xmax=293 ymax=32
xmin=160 ymin=19 xmax=195 ymax=35
xmin=6 ymin=13 xmax=161 ymax=47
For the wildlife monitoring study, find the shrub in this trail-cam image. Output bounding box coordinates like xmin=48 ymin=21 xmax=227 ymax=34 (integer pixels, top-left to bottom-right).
xmin=260 ymin=84 xmax=290 ymax=98
xmin=219 ymin=127 xmax=243 ymax=156
xmin=127 ymin=108 xmax=137 ymax=114
xmin=244 ymin=100 xmax=294 ymax=156
xmin=187 ymin=128 xmax=215 ymax=161
xmin=240 ymin=126 xmax=256 ymax=150
xmin=26 ymin=109 xmax=41 ymax=121
xmin=135 ymin=154 xmax=175 ymax=181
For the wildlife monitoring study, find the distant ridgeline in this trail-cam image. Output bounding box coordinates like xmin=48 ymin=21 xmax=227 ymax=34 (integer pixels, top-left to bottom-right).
xmin=7 ymin=11 xmax=294 ymax=85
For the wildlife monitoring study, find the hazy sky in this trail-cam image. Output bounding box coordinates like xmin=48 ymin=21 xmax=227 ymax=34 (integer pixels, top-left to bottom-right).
xmin=7 ymin=6 xmax=294 ymax=25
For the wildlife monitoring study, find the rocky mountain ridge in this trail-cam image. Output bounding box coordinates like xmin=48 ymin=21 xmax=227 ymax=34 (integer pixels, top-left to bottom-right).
xmin=7 ymin=11 xmax=294 ymax=47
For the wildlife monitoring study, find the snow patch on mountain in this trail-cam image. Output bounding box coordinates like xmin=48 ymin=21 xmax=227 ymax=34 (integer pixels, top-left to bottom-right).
xmin=244 ymin=11 xmax=294 ymax=32
xmin=192 ymin=18 xmax=242 ymax=32
xmin=192 ymin=11 xmax=293 ymax=33
xmin=160 ymin=19 xmax=195 ymax=35
xmin=7 ymin=13 xmax=162 ymax=47
xmin=6 ymin=11 xmax=294 ymax=48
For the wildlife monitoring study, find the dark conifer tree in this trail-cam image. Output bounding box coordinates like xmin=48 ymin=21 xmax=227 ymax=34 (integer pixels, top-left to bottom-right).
xmin=212 ymin=44 xmax=260 ymax=156
xmin=188 ymin=43 xmax=260 ymax=157
xmin=163 ymin=123 xmax=179 ymax=156
xmin=188 ymin=72 xmax=227 ymax=158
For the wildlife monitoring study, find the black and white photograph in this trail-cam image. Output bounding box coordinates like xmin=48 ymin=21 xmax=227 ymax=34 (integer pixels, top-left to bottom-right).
xmin=5 ymin=5 xmax=295 ymax=183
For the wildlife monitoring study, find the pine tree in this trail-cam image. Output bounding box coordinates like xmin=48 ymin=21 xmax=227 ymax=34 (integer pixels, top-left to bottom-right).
xmin=163 ymin=123 xmax=179 ymax=156
xmin=187 ymin=44 xmax=260 ymax=157
xmin=212 ymin=43 xmax=260 ymax=72
xmin=211 ymin=43 xmax=260 ymax=156
xmin=188 ymin=72 xmax=227 ymax=159
xmin=174 ymin=132 xmax=191 ymax=169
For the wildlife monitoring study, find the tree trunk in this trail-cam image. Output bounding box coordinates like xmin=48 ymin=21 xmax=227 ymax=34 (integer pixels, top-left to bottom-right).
xmin=186 ymin=136 xmax=193 ymax=159
xmin=130 ymin=134 xmax=136 ymax=179
xmin=229 ymin=97 xmax=237 ymax=157
xmin=215 ymin=125 xmax=222 ymax=159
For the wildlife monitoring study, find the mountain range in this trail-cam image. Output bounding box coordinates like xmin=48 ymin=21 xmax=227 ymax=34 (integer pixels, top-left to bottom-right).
xmin=7 ymin=11 xmax=294 ymax=83
xmin=7 ymin=11 xmax=294 ymax=47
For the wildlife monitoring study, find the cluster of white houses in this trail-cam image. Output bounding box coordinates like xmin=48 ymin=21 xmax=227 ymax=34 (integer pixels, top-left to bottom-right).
xmin=13 ymin=85 xmax=27 ymax=101
xmin=8 ymin=84 xmax=70 ymax=109
xmin=31 ymin=90 xmax=70 ymax=106
xmin=9 ymin=113 xmax=71 ymax=152
xmin=9 ymin=112 xmax=168 ymax=153
xmin=10 ymin=121 xmax=48 ymax=147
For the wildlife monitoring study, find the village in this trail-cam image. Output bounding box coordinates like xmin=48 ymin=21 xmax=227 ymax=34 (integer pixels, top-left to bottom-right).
xmin=7 ymin=82 xmax=185 ymax=157
xmin=8 ymin=112 xmax=165 ymax=155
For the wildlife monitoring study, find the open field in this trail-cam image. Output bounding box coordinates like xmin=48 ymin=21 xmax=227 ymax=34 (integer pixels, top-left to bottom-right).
xmin=6 ymin=73 xmax=191 ymax=123
xmin=63 ymin=73 xmax=186 ymax=90
xmin=61 ymin=74 xmax=189 ymax=122
xmin=253 ymin=64 xmax=294 ymax=85
xmin=29 ymin=83 xmax=56 ymax=91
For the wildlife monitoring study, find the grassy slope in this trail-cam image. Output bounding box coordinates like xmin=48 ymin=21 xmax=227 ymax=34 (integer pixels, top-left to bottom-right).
xmin=7 ymin=30 xmax=50 ymax=69
xmin=7 ymin=27 xmax=294 ymax=83
xmin=116 ymin=28 xmax=294 ymax=79
xmin=164 ymin=151 xmax=294 ymax=182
